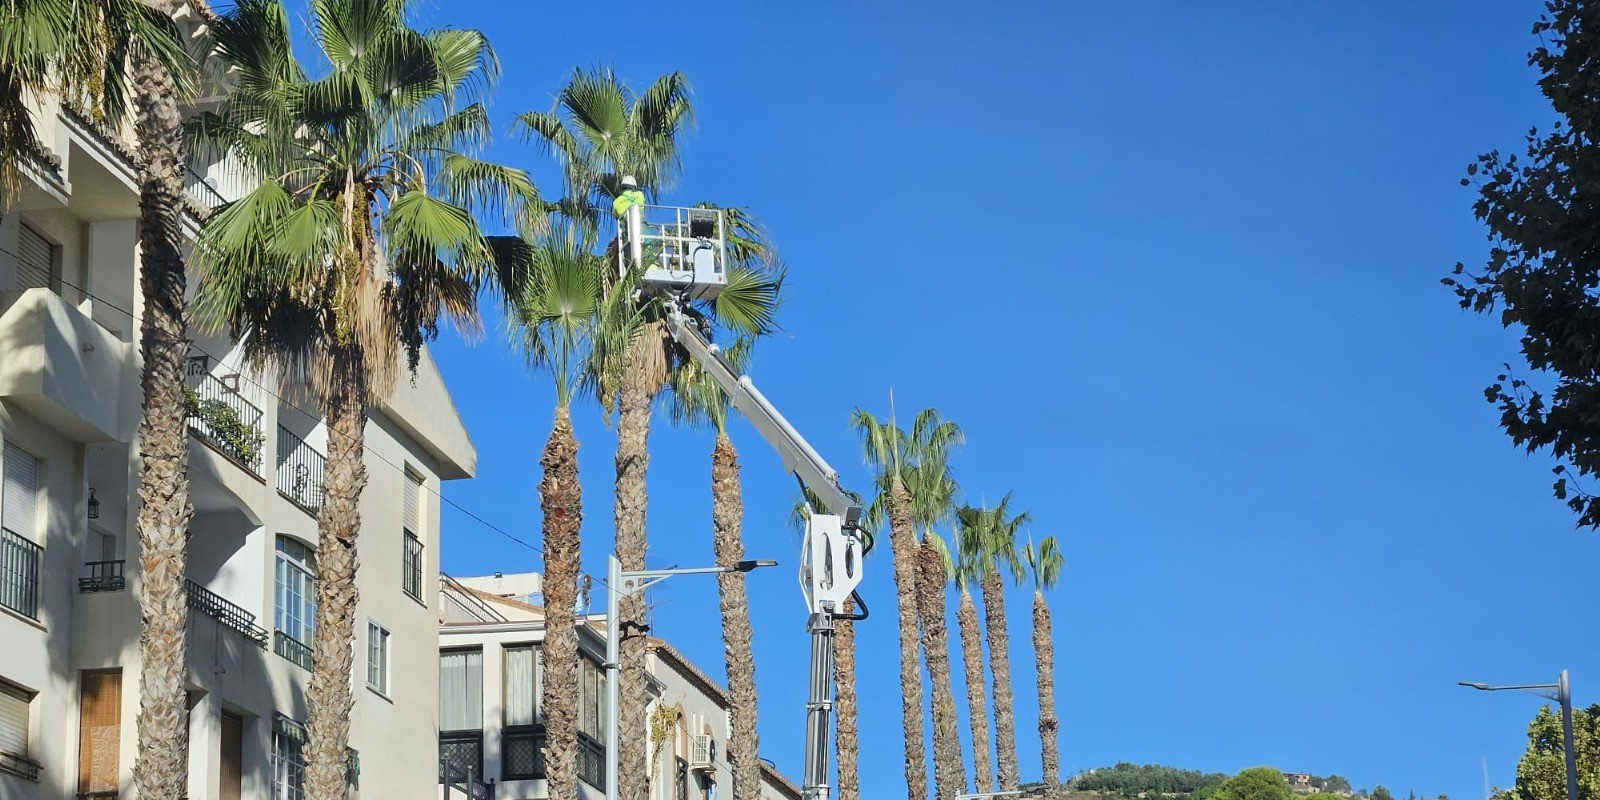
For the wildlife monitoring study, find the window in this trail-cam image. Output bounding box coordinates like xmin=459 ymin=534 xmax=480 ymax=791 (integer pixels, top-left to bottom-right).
xmin=402 ymin=470 xmax=423 ymax=601
xmin=438 ymin=649 xmax=482 ymax=783
xmin=366 ymin=622 xmax=390 ymax=695
xmin=676 ymin=757 xmax=689 ymax=800
xmin=77 ymin=671 xmax=121 ymax=795
xmin=574 ymin=655 xmax=607 ymax=788
xmin=274 ymin=537 xmax=316 ymax=668
xmin=272 ymin=715 xmax=307 ymax=800
xmin=502 ymin=645 xmax=543 ymax=781
xmin=1 ymin=443 xmax=41 ymax=619
xmin=15 ymin=224 xmax=60 ymax=294
xmin=0 ymin=680 xmax=37 ymax=781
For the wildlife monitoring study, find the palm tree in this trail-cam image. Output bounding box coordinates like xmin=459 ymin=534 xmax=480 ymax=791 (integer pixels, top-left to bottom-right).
xmin=904 ymin=438 xmax=965 ymax=800
xmin=851 ymin=408 xmax=927 ymax=800
xmin=1023 ymin=535 xmax=1065 ymax=800
xmin=961 ymin=497 xmax=1029 ymax=792
xmin=0 ymin=0 xmax=184 ymax=198
xmin=519 ymin=70 xmax=778 ymax=800
xmin=126 ymin=2 xmax=198 ymax=797
xmin=502 ymin=226 xmax=613 ymax=800
xmin=951 ymin=507 xmax=996 ymax=795
xmin=190 ymin=2 xmax=535 ymax=796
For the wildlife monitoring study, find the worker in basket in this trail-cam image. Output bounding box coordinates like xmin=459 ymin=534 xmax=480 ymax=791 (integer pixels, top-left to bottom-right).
xmin=612 ymin=180 xmax=646 ymax=218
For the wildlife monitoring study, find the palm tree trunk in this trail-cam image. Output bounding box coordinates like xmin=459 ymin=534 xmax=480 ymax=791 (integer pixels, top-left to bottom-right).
xmin=956 ymin=587 xmax=993 ymax=794
xmin=981 ymin=572 xmax=1020 ymax=791
xmin=711 ymin=434 xmax=760 ymax=800
xmin=834 ymin=597 xmax=859 ymax=800
xmin=1032 ymin=590 xmax=1059 ymax=800
xmin=130 ymin=6 xmax=192 ymax=794
xmin=916 ymin=538 xmax=965 ymax=800
xmin=541 ymin=407 xmax=582 ymax=800
xmin=886 ymin=478 xmax=928 ymax=800
xmin=304 ymin=355 xmax=369 ymax=800
xmin=614 ymin=332 xmax=656 ymax=800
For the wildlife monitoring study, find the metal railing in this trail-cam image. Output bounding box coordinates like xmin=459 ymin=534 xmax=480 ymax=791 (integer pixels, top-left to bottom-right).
xmin=441 ymin=761 xmax=496 ymax=800
xmin=500 ymin=726 xmax=545 ymax=781
xmin=403 ymin=531 xmax=424 ymax=600
xmin=277 ymin=426 xmax=326 ymax=512
xmin=0 ymin=527 xmax=41 ymax=619
xmin=439 ymin=732 xmax=483 ymax=786
xmin=80 ymin=560 xmax=125 ymax=592
xmin=183 ymin=157 xmax=253 ymax=213
xmin=577 ymin=731 xmax=606 ymax=789
xmin=184 ymin=579 xmax=267 ymax=647
xmin=76 ymin=792 xmax=118 ymax=799
xmin=183 ymin=166 xmax=228 ymax=212
xmin=0 ymin=749 xmax=42 ymax=781
xmin=185 ymin=371 xmax=264 ymax=474
xmin=274 ymin=630 xmax=313 ymax=670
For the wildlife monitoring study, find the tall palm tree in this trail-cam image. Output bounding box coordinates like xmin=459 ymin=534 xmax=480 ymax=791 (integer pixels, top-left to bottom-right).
xmin=663 ymin=206 xmax=780 ymax=800
xmin=851 ymin=408 xmax=926 ymax=800
xmin=191 ymin=2 xmax=535 ymax=796
xmin=1023 ymin=535 xmax=1065 ymax=800
xmin=960 ymin=497 xmax=1029 ymax=792
xmin=951 ymin=507 xmax=996 ymax=795
xmin=126 ymin=2 xmax=197 ymax=797
xmin=502 ymin=226 xmax=613 ymax=800
xmin=0 ymin=0 xmax=183 ymax=198
xmin=517 ymin=70 xmax=692 ymax=800
xmin=904 ymin=439 xmax=965 ymax=800
xmin=519 ymin=70 xmax=778 ymax=800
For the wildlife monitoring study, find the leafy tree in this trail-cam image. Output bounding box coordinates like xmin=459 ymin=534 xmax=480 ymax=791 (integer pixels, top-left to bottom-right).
xmin=1325 ymin=777 xmax=1354 ymax=795
xmin=1308 ymin=793 xmax=1348 ymax=800
xmin=1073 ymin=763 xmax=1229 ymax=796
xmin=1374 ymin=786 xmax=1395 ymax=800
xmin=1214 ymin=768 xmax=1293 ymax=800
xmin=1506 ymin=704 xmax=1600 ymax=800
xmin=1445 ymin=0 xmax=1600 ymax=527
xmin=190 ymin=1 xmax=533 ymax=794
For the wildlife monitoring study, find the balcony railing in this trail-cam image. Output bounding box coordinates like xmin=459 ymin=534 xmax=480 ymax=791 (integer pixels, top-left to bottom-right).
xmin=0 ymin=749 xmax=41 ymax=781
xmin=403 ymin=531 xmax=423 ymax=600
xmin=277 ymin=426 xmax=326 ymax=513
xmin=184 ymin=579 xmax=267 ymax=647
xmin=439 ymin=731 xmax=482 ymax=786
xmin=0 ymin=527 xmax=41 ymax=619
xmin=500 ymin=725 xmax=545 ymax=781
xmin=274 ymin=630 xmax=314 ymax=670
xmin=80 ymin=560 xmax=125 ymax=592
xmin=184 ymin=371 xmax=264 ymax=474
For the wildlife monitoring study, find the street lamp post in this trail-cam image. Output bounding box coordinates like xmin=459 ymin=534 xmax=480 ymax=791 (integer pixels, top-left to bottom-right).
xmin=1459 ymin=669 xmax=1578 ymax=800
xmin=604 ymin=554 xmax=777 ymax=800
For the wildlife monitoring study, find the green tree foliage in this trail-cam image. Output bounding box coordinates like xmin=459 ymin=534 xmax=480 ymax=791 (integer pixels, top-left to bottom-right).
xmin=1073 ymin=763 xmax=1230 ymax=796
xmin=1445 ymin=0 xmax=1600 ymax=527
xmin=1374 ymin=786 xmax=1394 ymax=800
xmin=1506 ymin=704 xmax=1600 ymax=800
xmin=1214 ymin=768 xmax=1293 ymax=800
xmin=1325 ymin=777 xmax=1354 ymax=795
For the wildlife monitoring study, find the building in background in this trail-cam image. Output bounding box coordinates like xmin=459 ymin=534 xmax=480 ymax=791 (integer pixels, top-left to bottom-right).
xmin=439 ymin=574 xmax=801 ymax=800
xmin=0 ymin=4 xmax=476 ymax=798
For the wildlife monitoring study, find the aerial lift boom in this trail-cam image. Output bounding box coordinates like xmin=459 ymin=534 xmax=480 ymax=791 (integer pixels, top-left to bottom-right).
xmin=620 ymin=189 xmax=865 ymax=800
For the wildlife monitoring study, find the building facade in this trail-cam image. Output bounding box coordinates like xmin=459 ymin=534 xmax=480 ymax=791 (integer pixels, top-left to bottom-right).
xmin=439 ymin=575 xmax=801 ymax=800
xmin=0 ymin=4 xmax=477 ymax=798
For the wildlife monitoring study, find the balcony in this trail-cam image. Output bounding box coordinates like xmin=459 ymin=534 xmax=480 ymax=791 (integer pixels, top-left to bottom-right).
xmin=185 ymin=370 xmax=265 ymax=476
xmin=274 ymin=630 xmax=313 ymax=670
xmin=0 ymin=289 xmax=131 ymax=442
xmin=277 ymin=426 xmax=326 ymax=513
xmin=0 ymin=527 xmax=41 ymax=619
xmin=0 ymin=749 xmax=41 ymax=781
xmin=79 ymin=560 xmax=125 ymax=592
xmin=184 ymin=579 xmax=267 ymax=647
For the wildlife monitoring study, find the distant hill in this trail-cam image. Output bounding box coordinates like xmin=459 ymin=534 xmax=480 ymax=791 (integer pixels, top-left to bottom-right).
xmin=1017 ymin=764 xmax=1439 ymax=800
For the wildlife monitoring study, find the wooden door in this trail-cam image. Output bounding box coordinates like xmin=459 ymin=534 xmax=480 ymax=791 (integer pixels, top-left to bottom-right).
xmin=220 ymin=711 xmax=243 ymax=800
xmin=77 ymin=670 xmax=121 ymax=794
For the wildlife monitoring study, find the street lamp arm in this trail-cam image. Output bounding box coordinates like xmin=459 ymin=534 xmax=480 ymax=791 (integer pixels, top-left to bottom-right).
xmin=1460 ymin=681 xmax=1560 ymax=692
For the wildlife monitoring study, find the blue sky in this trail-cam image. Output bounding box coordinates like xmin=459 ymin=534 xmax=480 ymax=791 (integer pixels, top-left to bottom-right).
xmin=386 ymin=1 xmax=1598 ymax=797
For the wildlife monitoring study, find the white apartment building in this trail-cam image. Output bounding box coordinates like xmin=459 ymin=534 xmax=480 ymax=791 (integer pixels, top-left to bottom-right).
xmin=0 ymin=4 xmax=477 ymax=798
xmin=439 ymin=574 xmax=801 ymax=800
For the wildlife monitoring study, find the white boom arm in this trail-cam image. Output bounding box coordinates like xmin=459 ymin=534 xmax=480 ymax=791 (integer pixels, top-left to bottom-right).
xmin=661 ymin=306 xmax=862 ymax=526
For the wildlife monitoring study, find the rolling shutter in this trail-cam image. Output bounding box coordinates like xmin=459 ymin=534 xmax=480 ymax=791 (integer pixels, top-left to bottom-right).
xmin=0 ymin=682 xmax=28 ymax=757
xmin=77 ymin=671 xmax=121 ymax=793
xmin=2 ymin=443 xmax=38 ymax=539
xmin=16 ymin=225 xmax=54 ymax=292
xmin=402 ymin=469 xmax=421 ymax=534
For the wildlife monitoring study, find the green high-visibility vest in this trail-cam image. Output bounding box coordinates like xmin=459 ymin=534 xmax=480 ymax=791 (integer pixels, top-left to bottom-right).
xmin=613 ymin=189 xmax=645 ymax=218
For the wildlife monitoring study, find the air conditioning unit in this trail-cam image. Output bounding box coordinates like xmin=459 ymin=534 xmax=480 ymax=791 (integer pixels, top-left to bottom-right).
xmin=689 ymin=734 xmax=714 ymax=771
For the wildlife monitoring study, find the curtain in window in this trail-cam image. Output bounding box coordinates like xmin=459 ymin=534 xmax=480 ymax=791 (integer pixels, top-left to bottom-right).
xmin=440 ymin=650 xmax=482 ymax=731
xmin=504 ymin=646 xmax=536 ymax=726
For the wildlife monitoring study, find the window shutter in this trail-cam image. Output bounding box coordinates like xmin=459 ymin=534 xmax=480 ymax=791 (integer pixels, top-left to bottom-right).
xmin=0 ymin=682 xmax=28 ymax=757
xmin=402 ymin=469 xmax=421 ymax=534
xmin=15 ymin=225 xmax=53 ymax=292
xmin=77 ymin=671 xmax=121 ymax=792
xmin=3 ymin=443 xmax=39 ymax=538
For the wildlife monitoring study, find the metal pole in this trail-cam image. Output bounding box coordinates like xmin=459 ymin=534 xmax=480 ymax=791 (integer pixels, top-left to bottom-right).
xmin=1560 ymin=670 xmax=1578 ymax=800
xmin=606 ymin=555 xmax=622 ymax=800
xmin=801 ymin=611 xmax=836 ymax=800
